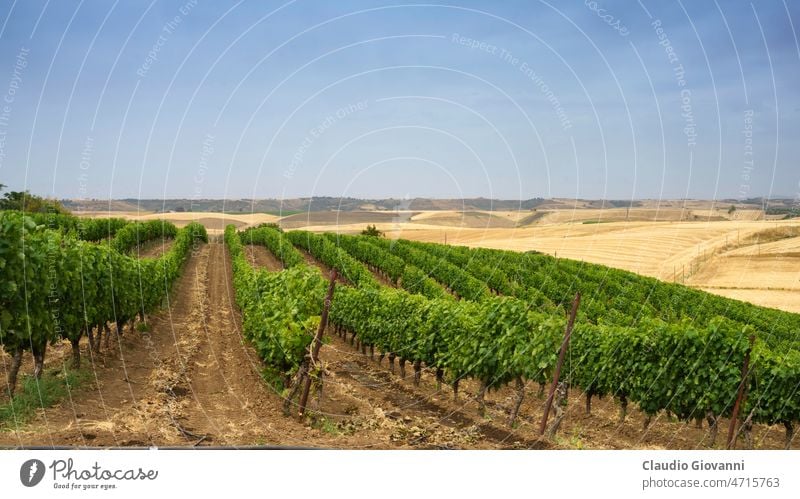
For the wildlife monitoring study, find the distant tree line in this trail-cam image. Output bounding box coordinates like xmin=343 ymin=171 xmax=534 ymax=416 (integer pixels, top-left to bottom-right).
xmin=0 ymin=183 xmax=68 ymax=214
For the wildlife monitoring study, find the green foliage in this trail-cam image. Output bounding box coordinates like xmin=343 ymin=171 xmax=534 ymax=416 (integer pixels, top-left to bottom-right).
xmin=325 ymin=233 xmax=800 ymax=427
xmin=0 ymin=369 xmax=91 ymax=428
xmin=329 ymin=286 xmax=563 ymax=388
xmin=240 ymin=225 xmax=303 ymax=267
xmin=748 ymin=347 xmax=800 ymax=426
xmin=399 ymin=239 xmax=526 ymax=299
xmin=225 ymin=225 xmax=326 ymax=375
xmin=5 ymin=210 xmax=130 ymax=242
xmin=110 ymin=219 xmax=179 ymax=254
xmin=360 ymin=236 xmax=491 ymax=301
xmin=399 ymin=238 xmax=800 ymax=350
xmin=75 ymin=217 xmax=130 ymax=241
xmin=324 ymin=233 xmax=451 ymax=300
xmin=361 ymin=224 xmax=383 ymax=237
xmin=0 ymin=189 xmax=68 ymax=214
xmin=567 ymin=318 xmax=752 ymax=420
xmin=0 ymin=212 xmax=51 ymax=356
xmin=0 ymin=211 xmax=206 ymax=364
xmin=286 ymin=230 xmax=378 ymax=288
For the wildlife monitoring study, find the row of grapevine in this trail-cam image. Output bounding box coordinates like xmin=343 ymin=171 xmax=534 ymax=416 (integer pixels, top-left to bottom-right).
xmin=329 ymin=276 xmax=799 ymax=431
xmin=323 ymin=233 xmax=452 ymax=300
xmin=110 ymin=219 xmax=179 ymax=254
xmin=403 ymin=239 xmax=521 ymax=295
xmin=30 ymin=211 xmax=179 ymax=255
xmin=224 ymin=228 xmax=800 ymax=438
xmin=358 ymin=236 xmax=491 ymax=301
xmin=23 ymin=210 xmax=130 ymax=241
xmin=568 ymin=317 xmax=800 ymax=433
xmin=0 ymin=211 xmax=207 ymax=394
xmin=239 ymin=225 xmax=304 ymax=268
xmin=285 ymin=230 xmax=378 ymax=288
xmin=224 ymin=226 xmax=326 ymax=379
xmin=407 ymin=240 xmax=639 ymax=320
xmin=327 ymin=234 xmax=800 ymax=435
xmin=404 ymin=239 xmax=800 ymax=349
xmin=244 ymin=228 xmax=548 ymax=392
xmin=329 ymin=286 xmax=563 ymax=400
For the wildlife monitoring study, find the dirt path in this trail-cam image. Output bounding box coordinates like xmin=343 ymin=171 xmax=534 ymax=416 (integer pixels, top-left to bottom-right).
xmin=315 ymin=333 xmax=544 ymax=448
xmin=176 ymin=242 xmax=291 ymax=445
xmin=243 ymin=244 xmax=283 ymax=271
xmin=134 ymin=238 xmax=175 ymax=259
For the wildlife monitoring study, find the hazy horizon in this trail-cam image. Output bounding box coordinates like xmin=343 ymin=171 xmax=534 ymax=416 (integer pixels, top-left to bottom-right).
xmin=1 ymin=1 xmax=798 ymax=201
xmin=53 ymin=194 xmax=792 ymax=204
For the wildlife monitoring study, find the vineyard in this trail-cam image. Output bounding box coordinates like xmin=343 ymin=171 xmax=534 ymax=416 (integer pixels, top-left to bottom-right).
xmin=230 ymin=225 xmax=800 ymax=448
xmin=1 ymin=213 xmax=798 ymax=449
xmin=0 ymin=211 xmax=207 ymax=396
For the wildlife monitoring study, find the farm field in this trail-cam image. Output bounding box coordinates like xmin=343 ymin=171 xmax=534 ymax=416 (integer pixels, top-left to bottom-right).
xmin=0 ymin=209 xmax=798 ymax=449
xmin=386 ymin=220 xmax=800 ymax=314
xmin=80 ymin=208 xmax=799 ymax=313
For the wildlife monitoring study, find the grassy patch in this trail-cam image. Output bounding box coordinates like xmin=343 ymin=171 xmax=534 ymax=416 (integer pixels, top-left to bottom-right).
xmin=554 ymin=427 xmax=586 ymax=449
xmin=260 ymin=366 xmax=288 ymax=394
xmin=310 ymin=414 xmax=341 ymax=436
xmin=136 ymin=322 xmax=150 ymax=332
xmin=0 ymin=368 xmax=90 ymax=429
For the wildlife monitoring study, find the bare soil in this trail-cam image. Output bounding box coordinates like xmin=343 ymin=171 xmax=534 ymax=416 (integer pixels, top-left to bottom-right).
xmin=134 ymin=238 xmax=175 ymax=259
xmin=243 ymin=244 xmax=283 ymax=272
xmin=313 ymin=333 xmax=545 ymax=449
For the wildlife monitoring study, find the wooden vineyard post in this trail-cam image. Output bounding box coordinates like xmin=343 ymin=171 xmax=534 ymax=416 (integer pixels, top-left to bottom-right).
xmin=297 ymin=268 xmax=337 ymax=419
xmin=726 ymin=334 xmax=755 ymax=450
xmin=539 ymin=292 xmax=581 ymax=437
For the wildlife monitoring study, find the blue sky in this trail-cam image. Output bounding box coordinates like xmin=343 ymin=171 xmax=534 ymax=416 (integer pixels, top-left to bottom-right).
xmin=0 ymin=0 xmax=798 ymax=201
